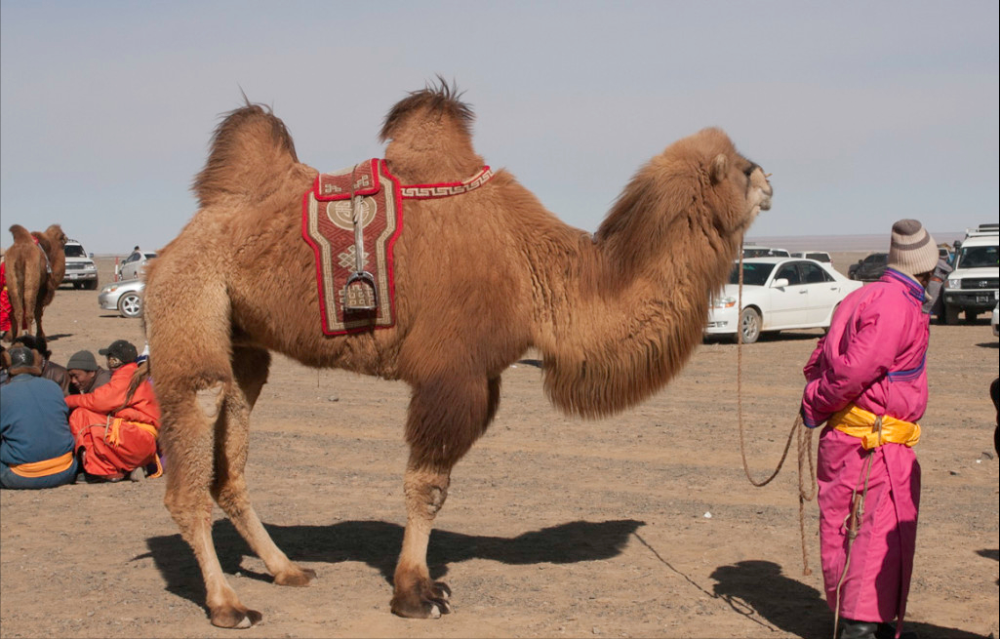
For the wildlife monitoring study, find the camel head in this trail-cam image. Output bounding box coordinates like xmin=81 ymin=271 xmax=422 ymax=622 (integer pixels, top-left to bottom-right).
xmin=43 ymin=224 xmax=68 ymax=248
xmin=596 ymin=127 xmax=772 ymax=272
xmin=698 ymin=128 xmax=772 ymax=236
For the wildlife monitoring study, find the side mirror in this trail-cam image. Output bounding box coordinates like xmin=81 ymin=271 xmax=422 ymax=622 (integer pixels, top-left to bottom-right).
xmin=771 ymin=278 xmax=790 ymax=288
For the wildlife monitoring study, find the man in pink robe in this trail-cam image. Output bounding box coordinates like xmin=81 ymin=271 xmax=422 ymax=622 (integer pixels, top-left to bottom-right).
xmin=801 ymin=220 xmax=940 ymax=639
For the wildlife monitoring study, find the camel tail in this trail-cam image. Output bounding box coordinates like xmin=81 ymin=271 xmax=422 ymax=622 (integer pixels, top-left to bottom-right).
xmin=192 ymin=103 xmax=300 ymax=209
xmin=9 ymin=225 xmax=32 ymax=243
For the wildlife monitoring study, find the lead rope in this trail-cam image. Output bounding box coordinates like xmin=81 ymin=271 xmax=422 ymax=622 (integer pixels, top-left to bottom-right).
xmin=735 ymin=249 xmax=817 ymax=578
xmin=831 ymin=413 xmax=884 ymax=639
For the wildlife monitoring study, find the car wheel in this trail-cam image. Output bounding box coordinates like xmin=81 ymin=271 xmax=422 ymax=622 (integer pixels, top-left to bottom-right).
xmin=84 ymin=279 xmax=99 ymax=291
xmin=737 ymin=307 xmax=761 ymax=344
xmin=118 ymin=292 xmax=143 ymax=318
xmin=823 ymin=303 xmax=841 ymax=334
xmin=965 ymin=311 xmax=978 ymax=323
xmin=944 ymin=304 xmax=960 ymax=325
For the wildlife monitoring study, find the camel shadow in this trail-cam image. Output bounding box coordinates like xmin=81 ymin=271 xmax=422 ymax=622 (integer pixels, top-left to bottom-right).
xmin=710 ymin=560 xmax=985 ymax=639
xmin=40 ymin=333 xmax=73 ymax=343
xmin=977 ymin=548 xmax=999 ymax=586
xmin=140 ymin=518 xmax=642 ymax=611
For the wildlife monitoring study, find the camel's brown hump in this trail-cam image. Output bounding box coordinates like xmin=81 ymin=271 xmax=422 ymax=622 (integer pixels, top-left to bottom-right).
xmin=192 ymin=103 xmax=300 ymax=209
xmin=379 ymin=80 xmax=474 ymax=143
xmin=9 ymin=224 xmax=32 ymax=243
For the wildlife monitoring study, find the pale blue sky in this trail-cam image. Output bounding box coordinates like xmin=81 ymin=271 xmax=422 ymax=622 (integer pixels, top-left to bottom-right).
xmin=2 ymin=0 xmax=997 ymax=255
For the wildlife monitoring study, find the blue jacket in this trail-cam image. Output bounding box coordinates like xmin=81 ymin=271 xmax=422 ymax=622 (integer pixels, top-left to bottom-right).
xmin=0 ymin=375 xmax=74 ymax=466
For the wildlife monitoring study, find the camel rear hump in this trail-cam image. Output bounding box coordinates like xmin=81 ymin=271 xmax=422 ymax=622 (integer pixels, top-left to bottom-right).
xmin=8 ymin=224 xmax=33 ymax=243
xmin=192 ymin=104 xmax=301 ymax=209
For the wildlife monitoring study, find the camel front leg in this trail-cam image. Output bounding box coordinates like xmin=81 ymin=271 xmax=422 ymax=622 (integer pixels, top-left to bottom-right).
xmin=391 ymin=460 xmax=453 ymax=618
xmin=390 ymin=375 xmax=500 ymax=618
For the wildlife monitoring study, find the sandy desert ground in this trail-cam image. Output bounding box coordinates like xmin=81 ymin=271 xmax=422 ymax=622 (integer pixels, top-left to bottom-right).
xmin=1 ymin=254 xmax=997 ymax=639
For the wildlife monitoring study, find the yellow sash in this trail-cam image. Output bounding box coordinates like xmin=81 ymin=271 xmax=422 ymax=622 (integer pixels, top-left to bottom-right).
xmin=103 ymin=417 xmax=163 ymax=479
xmin=9 ymin=451 xmax=74 ymax=478
xmin=831 ymin=404 xmax=921 ymax=450
xmin=105 ymin=417 xmax=158 ymax=447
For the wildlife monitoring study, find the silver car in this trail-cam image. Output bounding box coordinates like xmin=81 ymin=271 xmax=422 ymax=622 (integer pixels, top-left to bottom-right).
xmin=116 ymin=250 xmax=157 ymax=281
xmin=98 ymin=279 xmax=144 ymax=318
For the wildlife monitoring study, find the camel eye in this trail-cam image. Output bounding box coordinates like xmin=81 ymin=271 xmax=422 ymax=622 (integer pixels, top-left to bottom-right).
xmin=743 ymin=162 xmax=759 ymax=177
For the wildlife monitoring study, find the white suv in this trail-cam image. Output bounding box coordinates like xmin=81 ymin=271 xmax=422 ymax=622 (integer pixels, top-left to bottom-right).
xmin=943 ymin=224 xmax=999 ymax=324
xmin=62 ymin=239 xmax=99 ymax=290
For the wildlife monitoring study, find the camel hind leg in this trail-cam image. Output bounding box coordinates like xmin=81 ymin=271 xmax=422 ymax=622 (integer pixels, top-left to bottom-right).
xmin=4 ymin=262 xmax=34 ymax=340
xmin=161 ymin=376 xmax=262 ymax=629
xmin=391 ymin=374 xmax=501 ymax=618
xmin=210 ymin=346 xmax=316 ymax=587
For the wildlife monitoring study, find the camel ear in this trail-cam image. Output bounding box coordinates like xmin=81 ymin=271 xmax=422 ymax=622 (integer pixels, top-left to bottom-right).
xmin=710 ymin=154 xmax=728 ymax=185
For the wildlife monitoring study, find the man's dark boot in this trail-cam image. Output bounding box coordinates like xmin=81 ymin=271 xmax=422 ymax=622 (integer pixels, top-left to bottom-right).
xmin=839 ymin=618 xmax=878 ymax=639
xmin=875 ymin=622 xmax=919 ymax=639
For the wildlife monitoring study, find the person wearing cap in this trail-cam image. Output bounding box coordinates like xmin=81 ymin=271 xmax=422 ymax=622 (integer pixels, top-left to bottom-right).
xmin=65 ymin=339 xmax=161 ymax=482
xmin=65 ymin=350 xmax=112 ymax=395
xmin=800 ymin=219 xmax=939 ymax=639
xmin=1 ymin=346 xmax=79 ymax=489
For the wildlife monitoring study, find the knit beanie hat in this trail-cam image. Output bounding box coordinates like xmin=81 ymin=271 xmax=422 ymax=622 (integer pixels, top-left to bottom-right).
xmin=887 ymin=219 xmax=939 ymax=277
xmin=66 ymin=350 xmax=99 ymax=372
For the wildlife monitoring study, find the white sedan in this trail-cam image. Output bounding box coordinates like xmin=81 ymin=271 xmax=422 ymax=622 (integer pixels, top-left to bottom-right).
xmin=705 ymin=257 xmax=864 ymax=343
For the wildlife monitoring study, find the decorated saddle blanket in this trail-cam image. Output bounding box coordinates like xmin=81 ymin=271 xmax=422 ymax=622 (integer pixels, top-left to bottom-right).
xmin=302 ymin=159 xmax=493 ymax=336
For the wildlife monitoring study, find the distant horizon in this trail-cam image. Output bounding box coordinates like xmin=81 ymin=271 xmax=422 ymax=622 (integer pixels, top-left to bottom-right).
xmin=57 ymin=230 xmax=972 ymax=259
xmin=745 ymin=230 xmax=967 ymax=253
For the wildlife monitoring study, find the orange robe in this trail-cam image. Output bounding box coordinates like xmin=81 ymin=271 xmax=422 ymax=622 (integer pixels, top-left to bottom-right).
xmin=65 ymin=362 xmax=160 ymax=479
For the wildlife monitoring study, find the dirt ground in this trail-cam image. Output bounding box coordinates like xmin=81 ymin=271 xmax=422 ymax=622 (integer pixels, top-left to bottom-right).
xmin=1 ymin=254 xmax=997 ymax=639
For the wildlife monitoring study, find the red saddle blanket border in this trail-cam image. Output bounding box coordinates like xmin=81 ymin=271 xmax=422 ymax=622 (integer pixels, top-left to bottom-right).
xmin=302 ymin=160 xmax=492 ymax=337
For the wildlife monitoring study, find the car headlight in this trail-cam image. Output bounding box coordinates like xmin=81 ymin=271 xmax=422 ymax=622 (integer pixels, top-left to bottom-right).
xmin=946 ymin=278 xmax=961 ymax=289
xmin=713 ymin=296 xmax=737 ymax=309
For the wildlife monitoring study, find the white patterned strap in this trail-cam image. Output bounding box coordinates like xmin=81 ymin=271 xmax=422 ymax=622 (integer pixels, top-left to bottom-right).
xmin=400 ymin=166 xmax=493 ymax=200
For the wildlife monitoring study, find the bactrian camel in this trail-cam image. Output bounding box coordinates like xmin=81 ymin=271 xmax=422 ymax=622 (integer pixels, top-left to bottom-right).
xmin=143 ymin=84 xmax=773 ymax=628
xmin=3 ymin=224 xmax=67 ymax=342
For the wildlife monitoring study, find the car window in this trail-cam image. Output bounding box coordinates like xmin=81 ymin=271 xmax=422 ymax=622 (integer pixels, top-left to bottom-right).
xmin=728 ymin=262 xmax=775 ymax=286
xmin=776 ymin=264 xmax=802 ymax=285
xmin=956 ymin=245 xmax=999 ymax=269
xmin=800 ymin=262 xmax=833 ymax=283
xmin=64 ymin=245 xmax=86 ymax=258
xmin=806 ymin=252 xmax=830 ymax=263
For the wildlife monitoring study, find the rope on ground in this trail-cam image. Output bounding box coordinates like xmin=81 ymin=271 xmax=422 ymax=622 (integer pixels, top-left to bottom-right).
xmin=734 ymin=248 xmax=817 ymax=576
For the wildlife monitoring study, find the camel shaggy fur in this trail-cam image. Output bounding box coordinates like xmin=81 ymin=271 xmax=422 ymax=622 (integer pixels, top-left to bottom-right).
xmin=3 ymin=224 xmax=66 ymax=342
xmin=143 ymin=85 xmax=773 ymax=628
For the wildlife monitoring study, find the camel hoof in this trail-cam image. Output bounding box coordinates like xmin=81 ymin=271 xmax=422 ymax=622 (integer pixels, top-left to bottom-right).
xmin=390 ymin=580 xmax=452 ymax=618
xmin=274 ymin=566 xmax=316 ymax=587
xmin=210 ymin=605 xmax=263 ymax=629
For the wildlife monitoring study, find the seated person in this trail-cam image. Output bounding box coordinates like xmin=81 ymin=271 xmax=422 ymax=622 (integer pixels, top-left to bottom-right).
xmin=10 ymin=335 xmax=69 ymax=395
xmin=65 ymin=340 xmax=161 ymax=482
xmin=65 ymin=350 xmax=112 ymax=395
xmin=1 ymin=346 xmax=79 ymax=489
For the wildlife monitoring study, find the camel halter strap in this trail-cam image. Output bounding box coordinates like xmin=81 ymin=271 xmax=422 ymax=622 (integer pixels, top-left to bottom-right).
xmin=734 ymin=249 xmax=817 ymax=578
